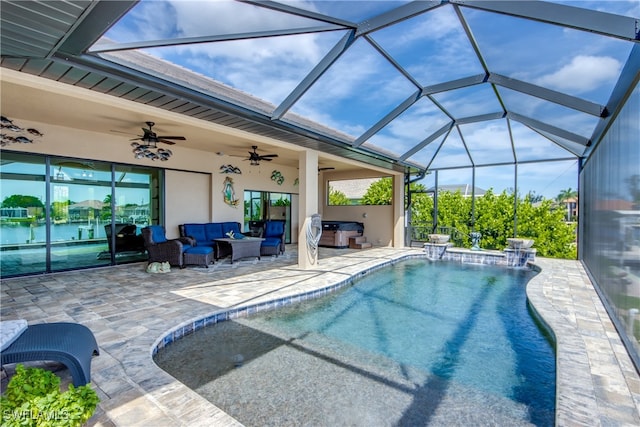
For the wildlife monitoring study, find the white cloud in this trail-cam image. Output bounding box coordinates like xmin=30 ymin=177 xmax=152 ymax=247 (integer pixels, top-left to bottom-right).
xmin=394 ymin=5 xmax=460 ymax=45
xmin=535 ymin=55 xmax=622 ymax=93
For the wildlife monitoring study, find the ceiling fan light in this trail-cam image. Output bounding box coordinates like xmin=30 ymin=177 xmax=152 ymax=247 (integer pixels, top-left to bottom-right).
xmin=131 ymin=121 xmax=181 ymax=162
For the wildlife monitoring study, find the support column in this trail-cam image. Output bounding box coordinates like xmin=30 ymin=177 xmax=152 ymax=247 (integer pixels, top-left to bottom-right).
xmin=297 ymin=150 xmax=319 ymax=269
xmin=393 ymin=174 xmax=405 ymax=248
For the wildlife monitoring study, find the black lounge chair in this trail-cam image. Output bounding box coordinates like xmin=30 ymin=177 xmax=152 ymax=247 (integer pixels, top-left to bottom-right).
xmin=1 ymin=322 xmax=99 ymax=387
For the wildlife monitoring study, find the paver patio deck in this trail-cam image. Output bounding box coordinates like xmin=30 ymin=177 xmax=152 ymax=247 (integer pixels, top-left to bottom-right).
xmin=1 ymin=246 xmax=639 ymax=426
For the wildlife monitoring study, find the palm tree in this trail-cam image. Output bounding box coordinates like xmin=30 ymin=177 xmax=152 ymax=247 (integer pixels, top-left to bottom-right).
xmin=101 ymin=194 xmax=113 ymax=221
xmin=556 ymin=188 xmax=577 ymax=203
xmin=556 ymin=188 xmax=578 ymax=221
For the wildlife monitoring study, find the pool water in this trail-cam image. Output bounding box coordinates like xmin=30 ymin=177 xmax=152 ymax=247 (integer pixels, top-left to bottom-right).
xmin=155 ymin=259 xmax=555 ymax=426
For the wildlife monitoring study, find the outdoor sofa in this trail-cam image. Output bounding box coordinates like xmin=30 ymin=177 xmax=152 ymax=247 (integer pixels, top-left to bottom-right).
xmin=179 ymin=222 xmax=243 ymax=259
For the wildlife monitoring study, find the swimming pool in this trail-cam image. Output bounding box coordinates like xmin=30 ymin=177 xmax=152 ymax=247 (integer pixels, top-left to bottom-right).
xmin=155 ymin=259 xmax=555 ymax=426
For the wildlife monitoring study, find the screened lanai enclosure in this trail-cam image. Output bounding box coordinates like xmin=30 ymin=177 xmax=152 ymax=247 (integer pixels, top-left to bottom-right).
xmin=1 ymin=1 xmax=639 ymax=369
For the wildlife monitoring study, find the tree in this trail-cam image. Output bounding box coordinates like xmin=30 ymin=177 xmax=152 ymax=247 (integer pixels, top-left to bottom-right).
xmin=411 ymin=188 xmax=577 ymax=258
xmin=475 ymin=189 xmax=515 ymax=249
xmin=409 ymin=187 xmax=433 ymax=225
xmin=555 ymin=187 xmax=578 ymax=221
xmin=435 ymin=190 xmax=472 ymax=245
xmin=517 ymin=198 xmax=577 ymax=258
xmin=525 ymin=191 xmax=544 ymax=203
xmin=51 ymin=200 xmax=70 ymax=221
xmin=334 ymin=177 xmax=578 ymax=258
xmin=362 ymin=177 xmax=392 ymax=205
xmin=1 ymin=194 xmax=44 ymax=209
xmin=101 ymin=194 xmax=113 ymax=220
xmin=1 ymin=194 xmax=45 ymax=220
xmin=328 ymin=186 xmax=350 ymax=205
xmin=556 ymin=188 xmax=577 ymax=203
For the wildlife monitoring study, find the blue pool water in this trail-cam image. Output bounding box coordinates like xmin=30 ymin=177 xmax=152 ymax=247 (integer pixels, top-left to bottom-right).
xmin=155 ymin=259 xmax=556 ymax=426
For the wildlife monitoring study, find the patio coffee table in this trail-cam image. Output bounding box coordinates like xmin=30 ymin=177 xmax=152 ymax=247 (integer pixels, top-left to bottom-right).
xmin=213 ymin=237 xmax=264 ymax=264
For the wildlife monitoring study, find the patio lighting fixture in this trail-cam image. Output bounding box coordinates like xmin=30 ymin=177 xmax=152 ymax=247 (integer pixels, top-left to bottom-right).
xmin=131 ymin=141 xmax=172 ymax=161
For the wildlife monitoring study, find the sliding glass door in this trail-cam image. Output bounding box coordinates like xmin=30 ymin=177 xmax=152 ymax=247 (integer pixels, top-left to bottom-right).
xmin=112 ymin=165 xmax=159 ymax=264
xmin=0 ymin=152 xmax=162 ymax=277
xmin=243 ymin=190 xmax=292 ymax=243
xmin=49 ymin=158 xmax=112 ymax=271
xmin=0 ymin=153 xmax=46 ymax=276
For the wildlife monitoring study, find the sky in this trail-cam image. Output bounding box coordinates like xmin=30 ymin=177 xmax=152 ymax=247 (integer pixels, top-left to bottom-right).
xmin=94 ymin=0 xmax=639 ymax=199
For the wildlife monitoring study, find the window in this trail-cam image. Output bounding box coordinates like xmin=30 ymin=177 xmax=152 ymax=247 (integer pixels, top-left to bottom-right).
xmin=327 ymin=178 xmax=391 ymax=206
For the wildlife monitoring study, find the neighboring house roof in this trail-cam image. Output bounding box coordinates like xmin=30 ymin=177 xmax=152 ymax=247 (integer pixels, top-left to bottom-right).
xmin=69 ymin=200 xmax=104 ymax=210
xmin=426 ymin=185 xmax=486 ymax=196
xmin=329 ymin=178 xmax=381 ymax=199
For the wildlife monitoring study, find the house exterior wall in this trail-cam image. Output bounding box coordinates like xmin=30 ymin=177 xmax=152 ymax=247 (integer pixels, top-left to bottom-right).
xmin=321 ymin=169 xmax=402 ymax=247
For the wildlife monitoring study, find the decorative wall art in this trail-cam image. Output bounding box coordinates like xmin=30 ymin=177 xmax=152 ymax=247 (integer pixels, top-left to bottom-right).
xmin=222 ymin=176 xmax=239 ymax=206
xmin=220 ymin=164 xmax=242 ymax=174
xmin=271 ymin=170 xmax=284 ymax=185
xmin=1 ymin=116 xmax=44 ymax=146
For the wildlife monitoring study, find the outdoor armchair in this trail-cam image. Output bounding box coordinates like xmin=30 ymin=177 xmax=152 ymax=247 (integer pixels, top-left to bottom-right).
xmin=142 ymin=225 xmax=193 ymax=268
xmin=260 ymin=220 xmax=285 ymax=256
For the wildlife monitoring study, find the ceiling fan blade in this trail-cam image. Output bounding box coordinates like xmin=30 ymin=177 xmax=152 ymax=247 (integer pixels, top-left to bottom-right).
xmin=261 ymin=157 xmax=273 ymax=161
xmin=260 ymin=154 xmax=278 ymax=158
xmin=110 ymin=129 xmax=134 ymax=135
xmin=157 ymin=136 xmax=186 ymax=140
xmin=158 ymin=139 xmax=176 ymax=145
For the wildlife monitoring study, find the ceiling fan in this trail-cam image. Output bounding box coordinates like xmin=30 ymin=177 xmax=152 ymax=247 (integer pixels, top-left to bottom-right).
xmin=129 ymin=121 xmax=186 ymax=161
xmin=245 ymin=145 xmax=278 ymax=165
xmin=131 ymin=121 xmax=185 ymax=146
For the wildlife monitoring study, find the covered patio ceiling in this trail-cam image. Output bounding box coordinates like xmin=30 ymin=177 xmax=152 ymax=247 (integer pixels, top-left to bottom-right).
xmin=1 ymin=0 xmax=639 ymax=175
